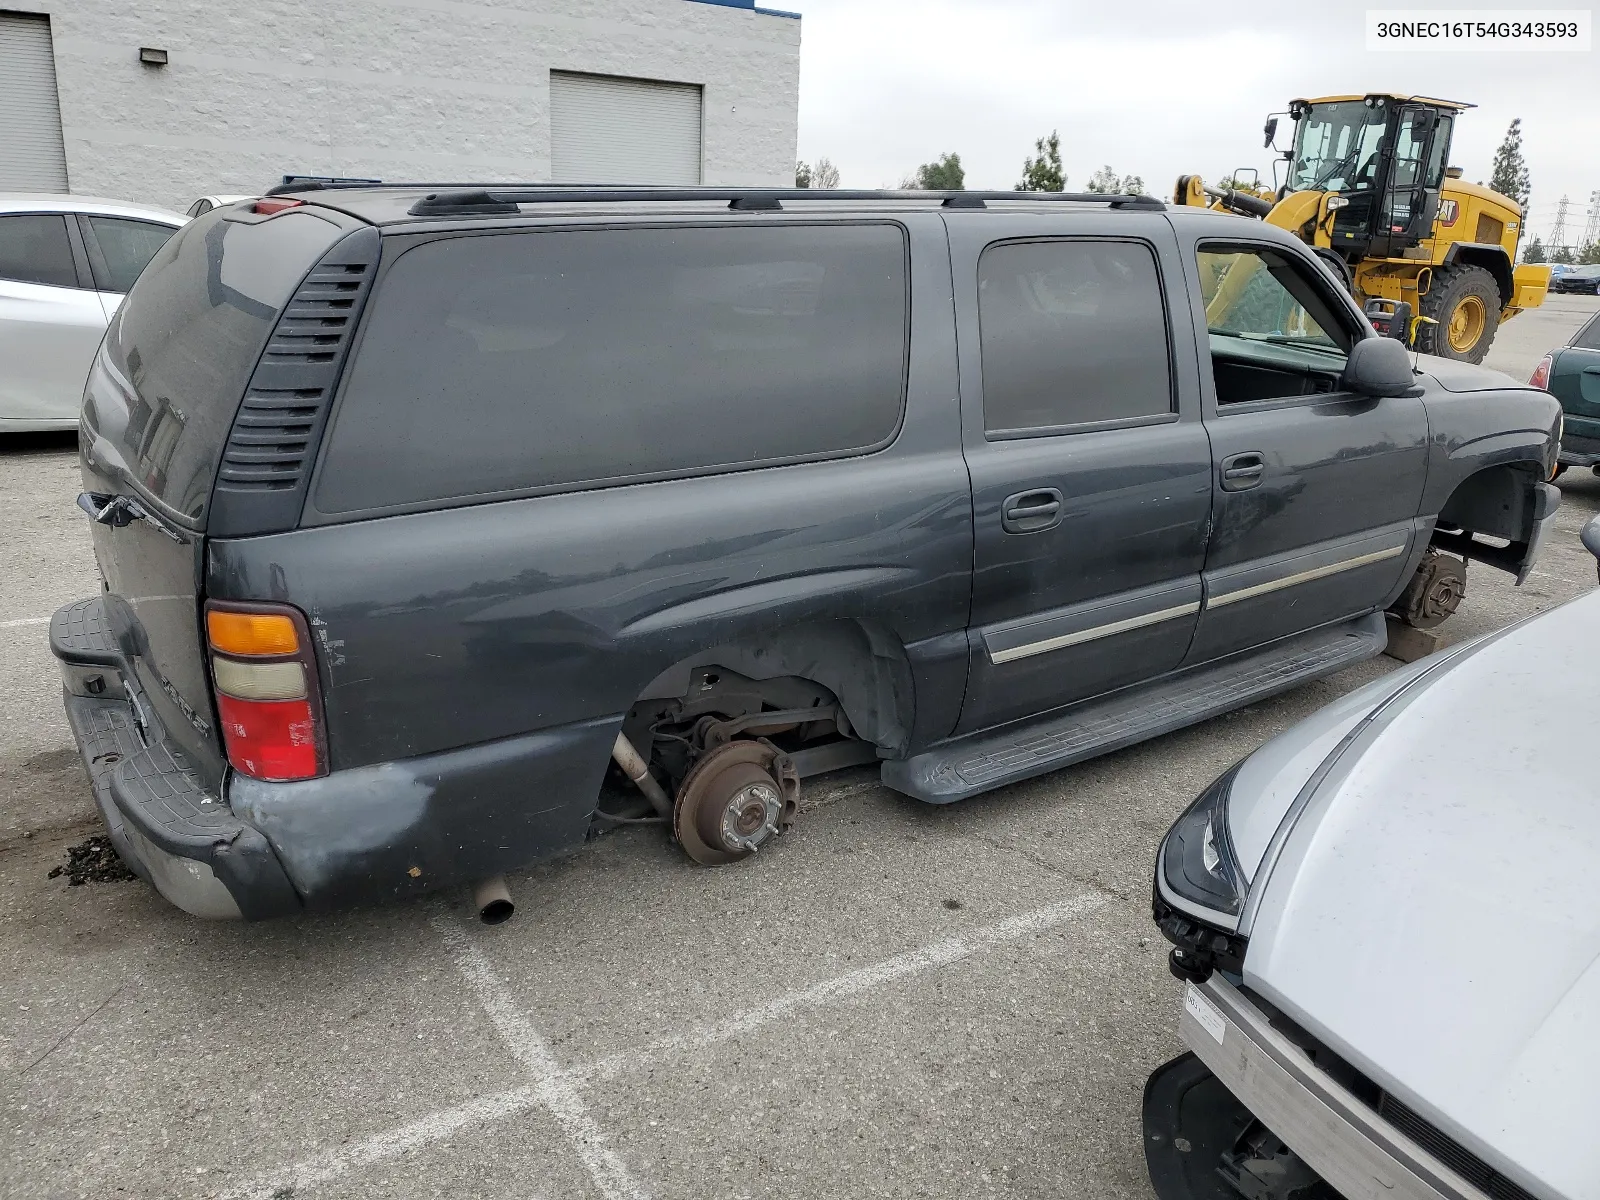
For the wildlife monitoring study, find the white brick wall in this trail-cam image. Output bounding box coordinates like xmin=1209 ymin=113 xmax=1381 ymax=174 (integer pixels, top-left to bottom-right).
xmin=11 ymin=0 xmax=801 ymax=212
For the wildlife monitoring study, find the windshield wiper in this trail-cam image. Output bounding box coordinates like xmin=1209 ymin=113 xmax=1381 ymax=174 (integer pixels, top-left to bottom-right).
xmin=1260 ymin=335 xmax=1345 ymax=355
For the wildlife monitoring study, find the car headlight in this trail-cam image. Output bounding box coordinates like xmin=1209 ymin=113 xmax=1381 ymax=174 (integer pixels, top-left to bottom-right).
xmin=1160 ymin=762 xmax=1248 ymax=921
xmin=1154 ymin=764 xmax=1251 ymax=983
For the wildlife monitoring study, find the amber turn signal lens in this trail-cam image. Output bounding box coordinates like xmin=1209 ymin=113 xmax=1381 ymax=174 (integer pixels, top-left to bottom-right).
xmin=206 ymin=610 xmax=300 ymax=657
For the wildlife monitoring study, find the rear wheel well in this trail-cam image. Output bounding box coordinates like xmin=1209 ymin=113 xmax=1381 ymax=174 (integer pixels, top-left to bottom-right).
xmin=619 ymin=619 xmax=914 ymax=784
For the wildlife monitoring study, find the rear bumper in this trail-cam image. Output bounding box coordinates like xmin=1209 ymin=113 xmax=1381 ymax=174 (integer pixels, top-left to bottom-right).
xmin=1167 ymin=976 xmax=1494 ymax=1200
xmin=52 ymin=595 xmax=607 ymax=918
xmin=53 ymin=599 xmax=300 ymax=920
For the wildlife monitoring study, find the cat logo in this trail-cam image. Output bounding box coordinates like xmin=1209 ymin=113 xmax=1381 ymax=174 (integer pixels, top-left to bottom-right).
xmin=1438 ymin=199 xmax=1460 ymax=228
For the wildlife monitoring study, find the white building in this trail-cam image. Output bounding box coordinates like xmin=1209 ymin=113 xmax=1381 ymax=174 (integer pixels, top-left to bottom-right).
xmin=0 ymin=0 xmax=802 ymax=213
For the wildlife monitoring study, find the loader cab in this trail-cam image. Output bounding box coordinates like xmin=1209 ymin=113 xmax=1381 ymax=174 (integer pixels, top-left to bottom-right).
xmin=1284 ymin=94 xmax=1463 ymax=260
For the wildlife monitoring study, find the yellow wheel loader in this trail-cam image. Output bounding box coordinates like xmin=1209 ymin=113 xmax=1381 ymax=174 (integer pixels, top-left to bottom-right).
xmin=1176 ymin=94 xmax=1551 ymax=363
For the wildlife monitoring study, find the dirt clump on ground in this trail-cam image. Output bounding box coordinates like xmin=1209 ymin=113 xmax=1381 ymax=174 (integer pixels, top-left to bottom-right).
xmin=48 ymin=835 xmax=137 ymax=886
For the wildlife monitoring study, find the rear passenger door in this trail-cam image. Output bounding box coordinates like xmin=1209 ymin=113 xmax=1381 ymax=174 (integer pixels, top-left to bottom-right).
xmin=0 ymin=211 xmax=107 ymax=425
xmin=948 ymin=211 xmax=1213 ymax=735
xmin=77 ymin=214 xmax=180 ymax=316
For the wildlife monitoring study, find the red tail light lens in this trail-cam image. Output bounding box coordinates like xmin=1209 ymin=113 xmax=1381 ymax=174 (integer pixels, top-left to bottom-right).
xmin=1530 ymin=355 xmax=1553 ymax=390
xmin=205 ymin=601 xmax=326 ymax=782
xmin=215 ymin=695 xmax=321 ymax=780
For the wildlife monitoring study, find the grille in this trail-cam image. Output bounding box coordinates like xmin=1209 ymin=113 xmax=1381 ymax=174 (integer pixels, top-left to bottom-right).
xmin=217 ymin=261 xmax=373 ymax=492
xmin=1376 ymin=1092 xmax=1539 ymax=1200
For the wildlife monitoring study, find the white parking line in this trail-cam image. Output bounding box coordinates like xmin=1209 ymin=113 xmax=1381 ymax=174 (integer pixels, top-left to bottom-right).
xmin=226 ymin=890 xmax=1105 ymax=1199
xmin=431 ymin=913 xmax=652 ymax=1200
xmin=0 ymin=616 xmax=50 ymax=629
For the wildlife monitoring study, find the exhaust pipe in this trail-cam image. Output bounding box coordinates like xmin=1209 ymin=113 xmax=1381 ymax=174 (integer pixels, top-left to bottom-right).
xmin=472 ymin=875 xmax=514 ymax=925
xmin=611 ymin=732 xmax=672 ymax=818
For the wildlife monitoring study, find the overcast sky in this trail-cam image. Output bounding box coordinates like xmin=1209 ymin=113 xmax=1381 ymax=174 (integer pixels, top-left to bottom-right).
xmin=789 ymin=0 xmax=1599 ymax=246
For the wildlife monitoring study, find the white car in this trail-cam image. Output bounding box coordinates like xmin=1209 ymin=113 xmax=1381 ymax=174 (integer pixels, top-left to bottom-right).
xmin=0 ymin=194 xmax=185 ymax=432
xmin=1146 ymin=522 xmax=1600 ymax=1200
xmin=184 ymin=194 xmax=252 ymax=218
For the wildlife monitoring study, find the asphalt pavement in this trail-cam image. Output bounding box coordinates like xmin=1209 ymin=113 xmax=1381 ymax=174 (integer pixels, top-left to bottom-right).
xmin=2 ymin=296 xmax=1597 ymax=1200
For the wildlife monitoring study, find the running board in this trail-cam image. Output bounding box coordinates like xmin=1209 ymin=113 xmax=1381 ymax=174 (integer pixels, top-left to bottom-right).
xmin=882 ymin=614 xmax=1386 ymax=804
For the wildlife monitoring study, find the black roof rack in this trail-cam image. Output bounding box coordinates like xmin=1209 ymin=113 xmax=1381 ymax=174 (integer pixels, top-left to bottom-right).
xmin=400 ymin=186 xmax=1165 ymax=217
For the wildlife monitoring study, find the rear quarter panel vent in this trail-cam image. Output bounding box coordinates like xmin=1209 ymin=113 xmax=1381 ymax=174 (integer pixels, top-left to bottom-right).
xmin=208 ymin=226 xmax=381 ymax=537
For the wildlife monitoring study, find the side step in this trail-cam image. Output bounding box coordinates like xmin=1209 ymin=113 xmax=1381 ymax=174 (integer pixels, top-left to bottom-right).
xmin=883 ymin=614 xmax=1386 ymax=804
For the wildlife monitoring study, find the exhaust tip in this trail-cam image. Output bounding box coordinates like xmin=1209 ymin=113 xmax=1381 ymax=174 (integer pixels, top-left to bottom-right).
xmin=479 ymin=897 xmax=515 ymax=925
xmin=472 ymin=875 xmax=514 ymax=925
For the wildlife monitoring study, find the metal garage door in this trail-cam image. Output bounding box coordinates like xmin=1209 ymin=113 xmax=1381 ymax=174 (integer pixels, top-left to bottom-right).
xmin=0 ymin=12 xmax=70 ymax=191
xmin=550 ymin=71 xmax=702 ymax=185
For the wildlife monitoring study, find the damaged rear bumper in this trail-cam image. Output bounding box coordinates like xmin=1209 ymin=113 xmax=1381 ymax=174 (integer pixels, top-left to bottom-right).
xmin=52 ymin=599 xmax=300 ymax=920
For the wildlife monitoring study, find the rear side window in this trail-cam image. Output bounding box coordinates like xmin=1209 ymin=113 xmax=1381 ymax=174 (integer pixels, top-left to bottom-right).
xmin=313 ymin=223 xmax=908 ymax=515
xmin=84 ymin=211 xmax=345 ymax=522
xmin=0 ymin=213 xmax=77 ymax=288
xmin=978 ymin=239 xmax=1172 ymax=435
xmin=1575 ymin=314 xmax=1600 ymax=352
xmin=85 ymin=216 xmax=178 ymax=293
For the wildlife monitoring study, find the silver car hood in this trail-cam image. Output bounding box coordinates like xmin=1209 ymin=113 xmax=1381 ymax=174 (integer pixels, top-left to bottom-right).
xmin=1243 ymin=590 xmax=1600 ymax=1200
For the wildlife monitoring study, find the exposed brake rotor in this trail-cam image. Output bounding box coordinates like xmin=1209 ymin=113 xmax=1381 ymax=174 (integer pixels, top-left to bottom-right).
xmin=672 ymin=739 xmax=799 ymax=866
xmin=1391 ymin=549 xmax=1466 ymax=630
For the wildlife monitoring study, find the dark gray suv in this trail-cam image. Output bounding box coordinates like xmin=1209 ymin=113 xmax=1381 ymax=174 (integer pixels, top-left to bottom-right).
xmin=52 ymin=185 xmax=1561 ymax=919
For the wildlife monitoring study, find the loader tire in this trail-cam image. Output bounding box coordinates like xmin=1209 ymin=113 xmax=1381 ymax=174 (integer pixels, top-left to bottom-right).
xmin=1417 ymin=264 xmax=1501 ymax=364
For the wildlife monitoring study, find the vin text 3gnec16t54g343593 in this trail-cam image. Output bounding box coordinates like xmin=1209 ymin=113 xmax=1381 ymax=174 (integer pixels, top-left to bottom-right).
xmin=50 ymin=184 xmax=1560 ymax=919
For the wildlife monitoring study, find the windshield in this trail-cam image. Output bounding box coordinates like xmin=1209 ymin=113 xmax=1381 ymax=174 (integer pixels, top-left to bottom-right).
xmin=1288 ymin=101 xmax=1389 ymax=194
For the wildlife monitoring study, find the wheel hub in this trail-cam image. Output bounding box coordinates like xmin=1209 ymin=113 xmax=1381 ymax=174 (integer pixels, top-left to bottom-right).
xmin=1447 ymin=295 xmax=1487 ymax=353
xmin=672 ymin=739 xmax=799 ymax=866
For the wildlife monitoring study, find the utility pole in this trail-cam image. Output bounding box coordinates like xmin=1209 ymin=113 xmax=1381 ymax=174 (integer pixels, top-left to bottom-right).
xmin=1583 ymin=190 xmax=1600 ymax=250
xmin=1549 ymin=194 xmax=1570 ymax=256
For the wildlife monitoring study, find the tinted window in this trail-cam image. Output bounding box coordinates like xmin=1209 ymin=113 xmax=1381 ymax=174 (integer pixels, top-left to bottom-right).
xmin=978 ymin=239 xmax=1172 ymax=434
xmin=87 ymin=216 xmax=179 ymax=293
xmin=315 ymin=223 xmax=908 ymax=514
xmin=0 ymin=213 xmax=77 ymax=288
xmin=84 ymin=211 xmax=344 ymax=522
xmin=1575 ymin=314 xmax=1600 ymax=352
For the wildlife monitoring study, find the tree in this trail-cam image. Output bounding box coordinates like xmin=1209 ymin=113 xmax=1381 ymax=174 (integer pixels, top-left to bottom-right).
xmin=1085 ymin=165 xmax=1144 ymax=195
xmin=1521 ymin=236 xmax=1546 ymax=264
xmin=1488 ymin=118 xmax=1532 ymax=210
xmin=797 ymin=157 xmax=840 ymax=189
xmin=1579 ymin=241 xmax=1600 ymax=265
xmin=1549 ymin=244 xmax=1575 ymax=265
xmin=1015 ymin=130 xmax=1065 ymax=192
xmin=906 ymin=153 xmax=965 ymax=191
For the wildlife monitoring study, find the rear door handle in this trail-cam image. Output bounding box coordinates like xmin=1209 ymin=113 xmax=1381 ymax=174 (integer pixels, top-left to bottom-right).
xmin=1001 ymin=488 xmax=1064 ymax=534
xmin=1220 ymin=452 xmax=1266 ymax=492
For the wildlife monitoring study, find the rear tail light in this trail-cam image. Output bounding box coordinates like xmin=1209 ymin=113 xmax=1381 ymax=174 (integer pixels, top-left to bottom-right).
xmin=252 ymin=197 xmax=303 ymax=215
xmin=1530 ymin=354 xmax=1553 ymax=390
xmin=205 ymin=601 xmax=325 ymax=781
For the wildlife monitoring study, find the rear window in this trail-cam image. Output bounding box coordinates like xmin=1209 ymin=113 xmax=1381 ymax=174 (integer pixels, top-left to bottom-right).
xmin=83 ymin=211 xmax=345 ymax=523
xmin=1575 ymin=314 xmax=1600 ymax=352
xmin=312 ymin=222 xmax=909 ymax=515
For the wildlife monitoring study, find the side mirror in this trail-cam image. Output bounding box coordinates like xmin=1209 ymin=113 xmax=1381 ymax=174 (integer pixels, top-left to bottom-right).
xmin=1582 ymin=514 xmax=1600 ymax=563
xmin=1263 ymin=116 xmax=1279 ymax=150
xmin=1341 ymin=337 xmax=1419 ymax=398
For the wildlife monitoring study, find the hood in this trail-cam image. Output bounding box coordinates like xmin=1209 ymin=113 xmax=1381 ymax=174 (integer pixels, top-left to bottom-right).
xmin=1243 ymin=589 xmax=1600 ymax=1200
xmin=1414 ymin=353 xmax=1528 ymax=393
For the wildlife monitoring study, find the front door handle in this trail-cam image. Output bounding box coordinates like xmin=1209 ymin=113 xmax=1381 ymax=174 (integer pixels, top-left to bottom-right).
xmin=1001 ymin=488 xmax=1064 ymax=534
xmin=1220 ymin=452 xmax=1266 ymax=492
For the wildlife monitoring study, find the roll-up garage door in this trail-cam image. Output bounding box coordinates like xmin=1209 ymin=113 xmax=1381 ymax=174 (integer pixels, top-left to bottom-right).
xmin=0 ymin=12 xmax=70 ymax=191
xmin=550 ymin=71 xmax=702 ymax=185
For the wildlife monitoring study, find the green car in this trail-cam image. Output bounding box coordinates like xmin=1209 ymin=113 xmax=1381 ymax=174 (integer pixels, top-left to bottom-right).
xmin=1538 ymin=310 xmax=1600 ymax=475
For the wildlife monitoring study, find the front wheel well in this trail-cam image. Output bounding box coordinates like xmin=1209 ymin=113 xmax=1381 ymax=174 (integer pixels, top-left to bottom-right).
xmin=1436 ymin=462 xmax=1544 ymax=543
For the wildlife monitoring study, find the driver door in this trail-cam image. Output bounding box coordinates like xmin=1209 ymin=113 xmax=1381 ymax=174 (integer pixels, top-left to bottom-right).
xmin=1182 ymin=239 xmax=1429 ymax=665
